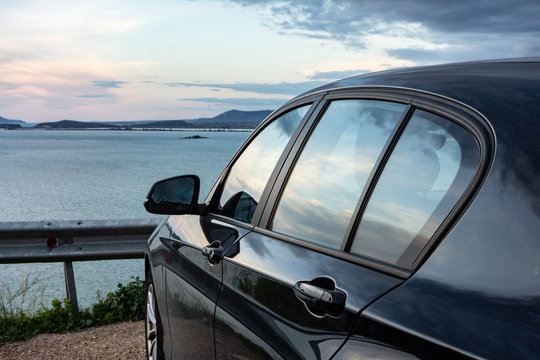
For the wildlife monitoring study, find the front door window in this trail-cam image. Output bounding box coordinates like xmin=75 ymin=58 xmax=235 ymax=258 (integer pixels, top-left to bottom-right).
xmin=219 ymin=105 xmax=310 ymax=223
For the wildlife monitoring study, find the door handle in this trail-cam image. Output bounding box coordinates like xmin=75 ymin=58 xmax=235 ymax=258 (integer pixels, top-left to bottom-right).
xmin=294 ymin=277 xmax=346 ymax=318
xmin=202 ymin=240 xmax=223 ymax=265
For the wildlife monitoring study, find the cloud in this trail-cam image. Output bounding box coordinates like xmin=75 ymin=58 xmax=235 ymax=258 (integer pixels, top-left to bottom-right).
xmin=0 ymin=51 xmax=36 ymax=64
xmin=180 ymin=97 xmax=286 ymax=108
xmin=76 ymin=94 xmax=115 ymax=98
xmin=229 ymin=0 xmax=540 ymax=61
xmin=308 ymin=69 xmax=370 ymax=80
xmin=387 ymin=33 xmax=540 ymax=63
xmin=93 ymin=80 xmax=127 ymax=88
xmin=384 ymin=0 xmax=540 ymax=34
xmin=167 ymin=81 xmax=326 ymax=95
xmin=386 ymin=48 xmax=446 ymax=63
xmin=77 ymin=80 xmax=126 ymax=100
xmin=232 ymin=0 xmax=540 ymax=36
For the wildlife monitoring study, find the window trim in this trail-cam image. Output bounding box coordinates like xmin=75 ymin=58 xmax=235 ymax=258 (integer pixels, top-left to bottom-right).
xmin=257 ymin=86 xmax=495 ymax=277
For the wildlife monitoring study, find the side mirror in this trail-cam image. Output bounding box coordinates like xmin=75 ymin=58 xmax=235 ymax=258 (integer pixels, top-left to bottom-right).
xmin=144 ymin=175 xmax=201 ymax=215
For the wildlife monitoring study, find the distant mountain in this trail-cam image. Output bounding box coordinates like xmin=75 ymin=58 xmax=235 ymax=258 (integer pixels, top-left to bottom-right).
xmin=34 ymin=120 xmax=118 ymax=129
xmin=136 ymin=109 xmax=271 ymax=129
xmin=136 ymin=120 xmax=193 ymax=128
xmin=101 ymin=120 xmax=164 ymax=126
xmin=0 ymin=123 xmax=21 ymax=129
xmin=31 ymin=109 xmax=273 ymax=130
xmin=0 ymin=116 xmax=26 ymax=125
xmin=187 ymin=110 xmax=272 ymax=129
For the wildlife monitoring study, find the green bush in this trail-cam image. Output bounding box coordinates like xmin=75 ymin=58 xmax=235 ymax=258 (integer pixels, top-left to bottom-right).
xmin=0 ymin=277 xmax=145 ymax=346
xmin=89 ymin=277 xmax=145 ymax=324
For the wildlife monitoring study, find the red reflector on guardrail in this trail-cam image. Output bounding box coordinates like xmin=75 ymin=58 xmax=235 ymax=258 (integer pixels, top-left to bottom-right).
xmin=47 ymin=237 xmax=58 ymax=248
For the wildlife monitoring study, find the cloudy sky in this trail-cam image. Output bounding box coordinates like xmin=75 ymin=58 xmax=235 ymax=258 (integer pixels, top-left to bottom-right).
xmin=1 ymin=0 xmax=539 ymax=123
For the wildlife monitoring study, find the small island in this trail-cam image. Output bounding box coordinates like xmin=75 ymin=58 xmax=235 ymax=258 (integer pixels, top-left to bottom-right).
xmin=179 ymin=135 xmax=208 ymax=140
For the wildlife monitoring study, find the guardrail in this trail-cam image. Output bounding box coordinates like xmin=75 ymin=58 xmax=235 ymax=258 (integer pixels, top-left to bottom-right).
xmin=0 ymin=218 xmax=162 ymax=313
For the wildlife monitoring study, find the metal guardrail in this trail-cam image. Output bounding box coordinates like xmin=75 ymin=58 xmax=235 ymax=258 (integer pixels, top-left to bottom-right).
xmin=0 ymin=218 xmax=162 ymax=313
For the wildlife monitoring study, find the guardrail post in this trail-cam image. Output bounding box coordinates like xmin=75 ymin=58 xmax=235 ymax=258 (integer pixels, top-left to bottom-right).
xmin=64 ymin=261 xmax=79 ymax=314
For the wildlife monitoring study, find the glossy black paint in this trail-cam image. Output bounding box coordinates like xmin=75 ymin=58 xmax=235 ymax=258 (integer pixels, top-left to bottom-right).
xmin=215 ymin=229 xmax=401 ymax=359
xmin=145 ymin=58 xmax=540 ymax=359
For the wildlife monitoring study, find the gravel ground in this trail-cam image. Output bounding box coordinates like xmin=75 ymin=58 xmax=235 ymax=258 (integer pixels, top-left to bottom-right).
xmin=0 ymin=321 xmax=145 ymax=359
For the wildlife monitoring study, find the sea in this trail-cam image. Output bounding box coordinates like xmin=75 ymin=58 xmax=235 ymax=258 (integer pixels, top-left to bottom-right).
xmin=0 ymin=129 xmax=249 ymax=310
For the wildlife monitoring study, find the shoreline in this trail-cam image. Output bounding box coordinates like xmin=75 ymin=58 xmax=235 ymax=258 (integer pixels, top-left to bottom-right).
xmin=2 ymin=127 xmax=254 ymax=132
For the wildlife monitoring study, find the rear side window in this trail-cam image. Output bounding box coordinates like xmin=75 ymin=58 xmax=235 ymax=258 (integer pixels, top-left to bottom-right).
xmin=351 ymin=110 xmax=480 ymax=268
xmin=271 ymin=100 xmax=407 ymax=249
xmin=219 ymin=105 xmax=310 ymax=223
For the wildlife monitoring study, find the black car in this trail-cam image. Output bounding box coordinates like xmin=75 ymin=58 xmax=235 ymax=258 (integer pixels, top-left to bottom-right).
xmin=143 ymin=58 xmax=540 ymax=359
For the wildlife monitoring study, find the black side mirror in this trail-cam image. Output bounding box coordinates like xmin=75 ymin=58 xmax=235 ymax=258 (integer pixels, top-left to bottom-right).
xmin=144 ymin=175 xmax=201 ymax=215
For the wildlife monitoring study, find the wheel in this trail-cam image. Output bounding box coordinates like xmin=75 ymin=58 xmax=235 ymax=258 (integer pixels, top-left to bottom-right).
xmin=146 ymin=270 xmax=164 ymax=360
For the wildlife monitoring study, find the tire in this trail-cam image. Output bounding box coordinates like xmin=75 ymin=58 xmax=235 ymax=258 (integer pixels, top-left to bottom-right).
xmin=146 ymin=270 xmax=164 ymax=360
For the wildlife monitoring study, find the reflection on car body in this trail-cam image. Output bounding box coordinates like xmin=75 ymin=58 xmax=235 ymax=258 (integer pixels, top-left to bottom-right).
xmin=143 ymin=58 xmax=540 ymax=360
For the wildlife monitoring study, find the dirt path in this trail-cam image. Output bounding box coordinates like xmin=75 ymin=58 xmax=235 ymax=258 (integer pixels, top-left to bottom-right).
xmin=0 ymin=321 xmax=145 ymax=359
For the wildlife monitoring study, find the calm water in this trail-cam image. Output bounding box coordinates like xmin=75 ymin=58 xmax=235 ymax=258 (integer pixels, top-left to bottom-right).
xmin=0 ymin=129 xmax=249 ymax=309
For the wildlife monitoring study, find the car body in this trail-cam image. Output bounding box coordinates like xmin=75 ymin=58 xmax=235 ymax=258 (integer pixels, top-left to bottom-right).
xmin=144 ymin=58 xmax=540 ymax=359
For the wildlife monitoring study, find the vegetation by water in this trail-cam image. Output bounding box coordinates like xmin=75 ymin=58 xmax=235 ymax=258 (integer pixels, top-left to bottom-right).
xmin=0 ymin=277 xmax=145 ymax=346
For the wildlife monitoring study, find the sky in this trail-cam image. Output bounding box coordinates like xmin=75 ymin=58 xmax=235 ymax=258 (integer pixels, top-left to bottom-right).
xmin=1 ymin=0 xmax=539 ymax=123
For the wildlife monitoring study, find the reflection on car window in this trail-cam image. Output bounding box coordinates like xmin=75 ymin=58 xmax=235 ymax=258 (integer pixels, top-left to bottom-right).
xmin=271 ymin=100 xmax=407 ymax=249
xmin=351 ymin=110 xmax=480 ymax=268
xmin=219 ymin=105 xmax=310 ymax=223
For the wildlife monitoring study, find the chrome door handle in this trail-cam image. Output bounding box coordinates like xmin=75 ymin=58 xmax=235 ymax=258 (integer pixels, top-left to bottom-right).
xmin=294 ymin=277 xmax=346 ymax=318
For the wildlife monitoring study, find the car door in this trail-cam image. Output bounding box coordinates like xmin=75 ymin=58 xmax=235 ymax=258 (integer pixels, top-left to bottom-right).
xmin=162 ymin=214 xmax=250 ymax=359
xmin=214 ymin=97 xmax=412 ymax=359
xmin=214 ymin=91 xmax=485 ymax=359
xmin=161 ymin=102 xmax=315 ymax=359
